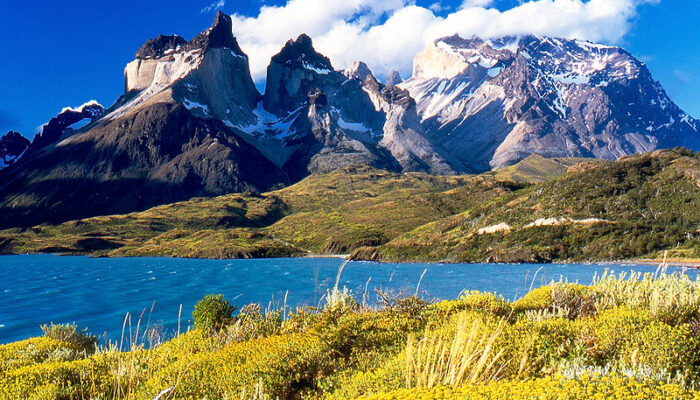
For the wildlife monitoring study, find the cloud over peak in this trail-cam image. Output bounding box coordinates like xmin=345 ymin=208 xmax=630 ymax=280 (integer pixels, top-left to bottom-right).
xmin=230 ymin=0 xmax=657 ymax=82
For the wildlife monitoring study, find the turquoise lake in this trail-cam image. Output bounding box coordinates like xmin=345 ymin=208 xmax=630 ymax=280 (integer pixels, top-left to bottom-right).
xmin=0 ymin=255 xmax=694 ymax=344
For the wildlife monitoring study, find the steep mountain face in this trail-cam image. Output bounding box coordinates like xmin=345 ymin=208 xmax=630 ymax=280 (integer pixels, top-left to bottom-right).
xmin=120 ymin=12 xmax=260 ymax=127
xmin=0 ymin=12 xmax=286 ymax=228
xmin=0 ymin=131 xmax=29 ymax=169
xmin=400 ymin=35 xmax=700 ymax=171
xmin=240 ymin=35 xmax=462 ymax=179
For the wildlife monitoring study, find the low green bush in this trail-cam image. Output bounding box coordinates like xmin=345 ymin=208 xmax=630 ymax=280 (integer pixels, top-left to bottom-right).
xmin=192 ymin=293 xmax=236 ymax=332
xmin=40 ymin=322 xmax=97 ymax=354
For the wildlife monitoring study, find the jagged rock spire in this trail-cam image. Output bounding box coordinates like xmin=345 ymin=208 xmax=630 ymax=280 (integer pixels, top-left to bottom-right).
xmin=188 ymin=11 xmax=246 ymax=55
xmin=386 ymin=70 xmax=402 ymax=87
xmin=135 ymin=35 xmax=187 ymax=59
xmin=272 ymin=34 xmax=333 ymax=70
xmin=344 ymin=61 xmax=373 ymax=81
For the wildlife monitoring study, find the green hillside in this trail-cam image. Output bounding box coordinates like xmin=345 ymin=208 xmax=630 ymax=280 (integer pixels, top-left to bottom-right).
xmin=1 ymin=149 xmax=698 ymax=263
xmin=354 ymin=149 xmax=700 ymax=263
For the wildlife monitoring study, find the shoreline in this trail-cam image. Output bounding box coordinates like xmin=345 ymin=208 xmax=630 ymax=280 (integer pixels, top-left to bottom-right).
xmin=614 ymin=258 xmax=700 ymax=268
xmin=1 ymin=252 xmax=699 ymax=268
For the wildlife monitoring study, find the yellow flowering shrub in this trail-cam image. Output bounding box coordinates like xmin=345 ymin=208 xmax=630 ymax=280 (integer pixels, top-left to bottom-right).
xmin=353 ymin=375 xmax=700 ymax=400
xmin=582 ymin=307 xmax=651 ymax=359
xmin=497 ymin=317 xmax=578 ymax=377
xmin=3 ymin=272 xmax=700 ymax=399
xmin=0 ymin=337 xmax=74 ymax=373
xmin=512 ymin=285 xmax=553 ymax=313
xmin=135 ymin=332 xmax=328 ymax=399
xmin=625 ymin=321 xmax=700 ymax=382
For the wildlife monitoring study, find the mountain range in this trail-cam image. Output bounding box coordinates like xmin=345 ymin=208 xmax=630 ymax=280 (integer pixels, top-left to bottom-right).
xmin=0 ymin=11 xmax=697 ymax=228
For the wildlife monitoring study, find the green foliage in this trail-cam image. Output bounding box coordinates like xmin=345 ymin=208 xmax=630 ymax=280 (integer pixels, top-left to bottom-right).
xmin=373 ymin=149 xmax=700 ymax=263
xmin=40 ymin=322 xmax=97 ymax=354
xmin=192 ymin=294 xmax=237 ymax=332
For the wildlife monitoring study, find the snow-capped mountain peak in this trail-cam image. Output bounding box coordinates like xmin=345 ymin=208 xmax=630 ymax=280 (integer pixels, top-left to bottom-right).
xmin=401 ymin=34 xmax=699 ymax=171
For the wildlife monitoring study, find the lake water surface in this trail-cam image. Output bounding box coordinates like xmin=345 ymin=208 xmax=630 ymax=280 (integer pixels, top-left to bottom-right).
xmin=0 ymin=255 xmax=694 ymax=344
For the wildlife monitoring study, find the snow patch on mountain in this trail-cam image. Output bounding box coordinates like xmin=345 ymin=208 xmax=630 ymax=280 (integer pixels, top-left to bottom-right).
xmin=337 ymin=114 xmax=372 ymax=134
xmin=232 ymin=101 xmax=299 ymax=139
xmin=302 ymin=62 xmax=332 ymax=75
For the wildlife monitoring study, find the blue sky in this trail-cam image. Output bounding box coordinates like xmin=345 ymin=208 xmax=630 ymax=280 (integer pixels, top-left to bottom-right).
xmin=0 ymin=0 xmax=698 ymax=138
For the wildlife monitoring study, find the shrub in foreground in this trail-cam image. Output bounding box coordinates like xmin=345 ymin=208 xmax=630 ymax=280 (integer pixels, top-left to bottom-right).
xmin=192 ymin=293 xmax=236 ymax=332
xmin=40 ymin=322 xmax=97 ymax=354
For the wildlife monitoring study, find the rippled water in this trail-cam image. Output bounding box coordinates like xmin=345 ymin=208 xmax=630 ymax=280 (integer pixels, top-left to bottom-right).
xmin=0 ymin=254 xmax=693 ymax=344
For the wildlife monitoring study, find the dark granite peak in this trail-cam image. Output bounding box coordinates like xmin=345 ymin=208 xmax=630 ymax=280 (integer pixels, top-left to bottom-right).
xmin=187 ymin=11 xmax=246 ymax=55
xmin=272 ymin=34 xmax=333 ymax=70
xmin=135 ymin=34 xmax=187 ymax=59
xmin=386 ymin=70 xmax=403 ymax=87
xmin=136 ymin=12 xmax=247 ymax=59
xmin=0 ymin=131 xmax=30 ymax=167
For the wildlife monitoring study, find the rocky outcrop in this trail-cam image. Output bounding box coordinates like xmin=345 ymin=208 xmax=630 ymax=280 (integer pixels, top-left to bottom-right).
xmin=187 ymin=11 xmax=246 ymax=53
xmin=28 ymin=101 xmax=104 ymax=152
xmin=0 ymin=131 xmax=30 ymax=169
xmin=344 ymin=61 xmax=373 ymax=81
xmin=260 ymin=36 xmax=463 ymax=176
xmin=263 ymin=34 xmax=340 ymax=116
xmin=135 ymin=34 xmax=187 ymax=59
xmin=121 ymin=12 xmax=259 ymax=126
xmin=385 ymin=70 xmax=402 ymax=87
xmin=378 ymin=86 xmax=466 ymax=174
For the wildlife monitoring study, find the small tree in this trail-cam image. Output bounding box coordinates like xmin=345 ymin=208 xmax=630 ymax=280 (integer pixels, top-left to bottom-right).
xmin=192 ymin=294 xmax=236 ymax=332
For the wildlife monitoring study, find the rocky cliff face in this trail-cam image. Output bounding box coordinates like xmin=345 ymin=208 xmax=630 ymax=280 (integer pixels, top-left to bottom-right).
xmin=400 ymin=35 xmax=699 ymax=171
xmin=243 ymin=36 xmax=460 ymax=178
xmin=28 ymin=101 xmax=104 ymax=152
xmin=0 ymin=12 xmax=285 ymax=228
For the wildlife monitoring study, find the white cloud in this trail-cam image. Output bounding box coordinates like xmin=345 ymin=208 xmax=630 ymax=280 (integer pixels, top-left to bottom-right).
xmin=673 ymin=69 xmax=691 ymax=83
xmin=230 ymin=0 xmax=656 ymax=82
xmin=201 ymin=0 xmax=225 ymax=14
xmin=460 ymin=0 xmax=494 ymax=8
xmin=428 ymin=2 xmax=451 ymax=12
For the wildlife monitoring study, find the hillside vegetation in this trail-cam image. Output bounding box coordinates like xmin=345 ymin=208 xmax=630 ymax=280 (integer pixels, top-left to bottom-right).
xmin=1 ymin=149 xmax=698 ymax=263
xmin=353 ymin=149 xmax=700 ymax=263
xmin=3 ymin=272 xmax=700 ymax=399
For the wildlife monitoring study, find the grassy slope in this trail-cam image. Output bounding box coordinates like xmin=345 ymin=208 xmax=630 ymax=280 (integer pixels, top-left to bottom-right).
xmin=1 ymin=149 xmax=698 ymax=262
xmin=482 ymin=154 xmax=596 ymax=183
xmin=358 ymin=149 xmax=700 ymax=263
xmin=0 ymin=165 xmax=487 ymax=258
